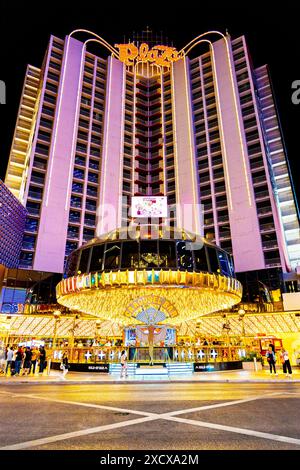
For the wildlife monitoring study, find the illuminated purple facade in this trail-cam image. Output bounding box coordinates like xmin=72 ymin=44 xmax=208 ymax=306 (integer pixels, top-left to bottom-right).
xmin=0 ymin=179 xmax=27 ymax=268
xmin=3 ymin=30 xmax=300 ymax=282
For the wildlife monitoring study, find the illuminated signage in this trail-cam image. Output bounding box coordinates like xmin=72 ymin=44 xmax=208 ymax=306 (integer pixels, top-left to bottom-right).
xmin=131 ymin=196 xmax=168 ymax=218
xmin=115 ymin=43 xmax=181 ymax=67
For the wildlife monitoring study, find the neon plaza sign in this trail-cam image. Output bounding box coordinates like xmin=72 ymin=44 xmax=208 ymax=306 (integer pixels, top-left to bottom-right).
xmin=115 ymin=43 xmax=183 ymax=67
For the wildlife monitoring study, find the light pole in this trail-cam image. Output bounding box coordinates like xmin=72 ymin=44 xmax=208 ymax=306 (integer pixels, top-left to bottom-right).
xmin=52 ymin=310 xmax=61 ymax=349
xmin=95 ymin=320 xmax=101 ymax=344
xmin=238 ymin=308 xmax=246 ymax=339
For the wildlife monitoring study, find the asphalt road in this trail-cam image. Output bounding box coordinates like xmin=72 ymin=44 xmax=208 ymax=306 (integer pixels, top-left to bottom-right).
xmin=0 ymin=382 xmax=300 ymax=452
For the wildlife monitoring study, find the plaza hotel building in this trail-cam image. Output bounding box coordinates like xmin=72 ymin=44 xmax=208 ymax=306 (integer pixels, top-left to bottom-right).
xmin=4 ymin=29 xmax=300 ymax=299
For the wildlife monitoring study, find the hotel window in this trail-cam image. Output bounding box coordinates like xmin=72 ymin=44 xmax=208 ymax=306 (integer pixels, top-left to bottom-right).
xmin=235 ymin=61 xmax=247 ymax=72
xmin=210 ymin=142 xmax=221 ymax=153
xmin=67 ymin=226 xmax=79 ymax=239
xmin=206 ymin=96 xmax=215 ymax=107
xmin=216 ymin=195 xmax=227 ymax=206
xmin=35 ymin=143 xmax=49 ymax=156
xmin=25 ymin=218 xmax=38 ymax=232
xmin=202 ymin=55 xmax=211 ymax=65
xmin=26 ymin=201 xmax=40 ymax=215
xmin=84 ymin=214 xmax=96 ymax=227
xmin=44 ymin=93 xmax=56 ymax=105
xmin=234 ymin=51 xmax=245 ymax=61
xmin=70 ymin=196 xmax=82 ymax=208
xmin=66 ymin=241 xmax=78 ymax=256
xmin=213 ymin=168 xmax=224 ymax=180
xmin=75 ymin=155 xmax=85 ymax=166
xmin=206 ymin=107 xmax=217 ymax=117
xmin=123 ymin=183 xmax=131 ymax=193
xmin=83 ymin=228 xmax=95 ymax=242
xmin=69 ymin=211 xmax=80 ymax=223
xmin=218 ymin=210 xmax=229 ymax=222
xmin=86 ymin=199 xmax=96 ymax=211
xmin=197 ymin=147 xmax=208 ymax=158
xmin=52 ymin=39 xmax=63 ymax=50
xmin=76 ymin=143 xmax=87 ymax=154
xmin=40 ymin=118 xmax=53 ymax=129
xmin=19 ymin=252 xmax=33 ymax=267
xmin=73 ymin=168 xmax=84 ymax=180
xmin=22 ymin=235 xmax=36 ymax=250
xmin=88 ymin=172 xmax=98 ymax=183
xmin=28 ymin=187 xmax=43 ymax=200
xmin=46 ymin=82 xmax=58 ymax=93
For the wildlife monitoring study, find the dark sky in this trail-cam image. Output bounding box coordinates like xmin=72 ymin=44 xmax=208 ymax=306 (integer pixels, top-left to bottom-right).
xmin=1 ymin=0 xmax=299 ymax=203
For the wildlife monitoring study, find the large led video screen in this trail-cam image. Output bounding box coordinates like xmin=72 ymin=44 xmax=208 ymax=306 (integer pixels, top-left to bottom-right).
xmin=131 ymin=196 xmax=168 ymax=218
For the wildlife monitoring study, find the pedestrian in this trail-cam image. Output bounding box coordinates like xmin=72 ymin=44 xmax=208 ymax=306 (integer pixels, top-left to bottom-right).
xmin=31 ymin=347 xmax=39 ymax=374
xmin=0 ymin=346 xmax=7 ymax=373
xmin=39 ymin=346 xmax=46 ymax=374
xmin=120 ymin=350 xmax=128 ymax=378
xmin=60 ymin=351 xmax=69 ymax=379
xmin=266 ymin=346 xmax=277 ymax=375
xmin=23 ymin=347 xmax=32 ymax=375
xmin=14 ymin=346 xmax=24 ymax=376
xmin=5 ymin=346 xmax=14 ymax=374
xmin=280 ymin=347 xmax=292 ymax=378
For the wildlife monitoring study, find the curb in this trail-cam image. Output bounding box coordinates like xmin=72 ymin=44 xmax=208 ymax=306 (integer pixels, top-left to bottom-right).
xmin=1 ymin=378 xmax=300 ymax=385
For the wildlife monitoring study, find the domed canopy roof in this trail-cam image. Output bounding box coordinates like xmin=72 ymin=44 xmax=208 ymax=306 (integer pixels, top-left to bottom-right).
xmin=58 ymin=225 xmax=242 ymax=325
xmin=82 ymin=225 xmax=211 ymax=248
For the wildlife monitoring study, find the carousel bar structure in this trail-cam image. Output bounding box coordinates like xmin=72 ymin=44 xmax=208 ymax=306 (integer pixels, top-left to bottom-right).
xmin=56 ymin=226 xmax=242 ymax=323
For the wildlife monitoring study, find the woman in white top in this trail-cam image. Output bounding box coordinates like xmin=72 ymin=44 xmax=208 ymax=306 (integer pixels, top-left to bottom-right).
xmin=280 ymin=348 xmax=292 ymax=377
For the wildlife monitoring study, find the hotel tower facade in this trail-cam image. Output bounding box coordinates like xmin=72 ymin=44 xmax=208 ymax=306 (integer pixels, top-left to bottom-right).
xmin=4 ymin=30 xmax=300 ymax=289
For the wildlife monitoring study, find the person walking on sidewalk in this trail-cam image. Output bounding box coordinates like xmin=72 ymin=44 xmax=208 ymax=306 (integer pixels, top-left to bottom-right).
xmin=31 ymin=347 xmax=39 ymax=374
xmin=23 ymin=347 xmax=32 ymax=375
xmin=120 ymin=350 xmax=128 ymax=378
xmin=14 ymin=346 xmax=24 ymax=376
xmin=39 ymin=346 xmax=46 ymax=374
xmin=280 ymin=347 xmax=292 ymax=378
xmin=5 ymin=346 xmax=14 ymax=374
xmin=60 ymin=351 xmax=69 ymax=380
xmin=266 ymin=346 xmax=277 ymax=375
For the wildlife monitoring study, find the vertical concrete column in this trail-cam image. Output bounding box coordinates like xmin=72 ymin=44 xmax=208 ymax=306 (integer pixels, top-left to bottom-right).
xmin=212 ymin=38 xmax=265 ymax=272
xmin=34 ymin=36 xmax=84 ymax=273
xmin=97 ymin=57 xmax=125 ymax=235
xmin=172 ymin=58 xmax=201 ymax=234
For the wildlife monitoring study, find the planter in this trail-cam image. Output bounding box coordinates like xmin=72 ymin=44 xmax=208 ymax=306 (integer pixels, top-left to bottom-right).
xmin=242 ymin=361 xmax=262 ymax=370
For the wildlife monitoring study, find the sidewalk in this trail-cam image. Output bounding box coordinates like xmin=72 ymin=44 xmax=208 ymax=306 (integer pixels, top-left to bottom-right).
xmin=1 ymin=368 xmax=300 ymax=384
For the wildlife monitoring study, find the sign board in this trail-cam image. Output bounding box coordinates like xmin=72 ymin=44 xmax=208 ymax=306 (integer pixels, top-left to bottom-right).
xmin=115 ymin=43 xmax=181 ymax=67
xmin=282 ymin=292 xmax=300 ymax=311
xmin=131 ymin=196 xmax=167 ymax=218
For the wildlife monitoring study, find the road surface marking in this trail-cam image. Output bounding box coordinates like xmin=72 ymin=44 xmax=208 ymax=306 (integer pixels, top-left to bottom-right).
xmin=166 ymin=415 xmax=300 ymax=446
xmin=163 ymin=392 xmax=282 ymax=417
xmin=0 ymin=390 xmax=299 ymax=449
xmin=0 ymin=390 xmax=156 ymax=417
xmin=0 ymin=416 xmax=156 ymax=450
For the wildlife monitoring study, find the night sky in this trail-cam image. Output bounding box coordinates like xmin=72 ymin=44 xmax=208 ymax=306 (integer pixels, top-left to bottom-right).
xmin=1 ymin=1 xmax=299 ymax=204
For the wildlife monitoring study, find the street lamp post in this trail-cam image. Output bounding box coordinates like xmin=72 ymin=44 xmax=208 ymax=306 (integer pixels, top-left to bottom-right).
xmin=52 ymin=310 xmax=61 ymax=350
xmin=238 ymin=309 xmax=246 ymax=344
xmin=95 ymin=320 xmax=101 ymax=343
